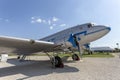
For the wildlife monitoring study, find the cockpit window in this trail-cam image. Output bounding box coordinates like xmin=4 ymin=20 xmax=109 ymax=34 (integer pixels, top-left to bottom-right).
xmin=87 ymin=23 xmax=94 ymax=28
xmin=88 ymin=24 xmax=92 ymax=28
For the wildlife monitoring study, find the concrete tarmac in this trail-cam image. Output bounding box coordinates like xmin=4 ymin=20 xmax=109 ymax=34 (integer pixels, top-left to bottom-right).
xmin=0 ymin=54 xmax=120 ymax=80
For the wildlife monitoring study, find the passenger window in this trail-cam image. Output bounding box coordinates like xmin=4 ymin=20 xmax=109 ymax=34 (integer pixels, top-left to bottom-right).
xmin=80 ymin=27 xmax=82 ymax=30
xmin=48 ymin=40 xmax=50 ymax=42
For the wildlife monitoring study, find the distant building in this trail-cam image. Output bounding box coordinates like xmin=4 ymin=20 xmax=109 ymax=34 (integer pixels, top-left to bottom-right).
xmin=90 ymin=47 xmax=114 ymax=52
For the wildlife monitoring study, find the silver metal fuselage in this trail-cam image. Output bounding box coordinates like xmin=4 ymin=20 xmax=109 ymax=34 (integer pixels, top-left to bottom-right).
xmin=41 ymin=23 xmax=111 ymax=49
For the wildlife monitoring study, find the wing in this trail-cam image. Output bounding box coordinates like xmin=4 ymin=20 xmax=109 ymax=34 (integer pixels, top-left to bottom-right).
xmin=0 ymin=36 xmax=61 ymax=55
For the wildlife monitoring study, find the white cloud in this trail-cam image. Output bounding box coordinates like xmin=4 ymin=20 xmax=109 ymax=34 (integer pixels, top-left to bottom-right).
xmin=52 ymin=24 xmax=56 ymax=26
xmin=36 ymin=18 xmax=42 ymax=23
xmin=52 ymin=17 xmax=58 ymax=22
xmin=5 ymin=19 xmax=9 ymax=22
xmin=31 ymin=20 xmax=35 ymax=23
xmin=0 ymin=18 xmax=10 ymax=22
xmin=42 ymin=20 xmax=46 ymax=23
xmin=31 ymin=17 xmax=35 ymax=19
xmin=60 ymin=24 xmax=66 ymax=27
xmin=50 ymin=26 xmax=53 ymax=30
xmin=0 ymin=18 xmax=2 ymax=20
xmin=31 ymin=17 xmax=42 ymax=23
xmin=30 ymin=16 xmax=68 ymax=30
xmin=48 ymin=20 xmax=51 ymax=25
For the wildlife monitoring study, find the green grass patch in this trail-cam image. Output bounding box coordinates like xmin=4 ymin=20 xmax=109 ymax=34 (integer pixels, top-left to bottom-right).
xmin=58 ymin=53 xmax=71 ymax=58
xmin=83 ymin=53 xmax=114 ymax=58
xmin=58 ymin=52 xmax=114 ymax=58
xmin=8 ymin=52 xmax=114 ymax=58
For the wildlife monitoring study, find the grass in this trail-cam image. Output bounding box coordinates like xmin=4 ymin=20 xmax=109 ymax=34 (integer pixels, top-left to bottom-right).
xmin=8 ymin=52 xmax=114 ymax=58
xmin=58 ymin=52 xmax=114 ymax=58
xmin=82 ymin=52 xmax=114 ymax=58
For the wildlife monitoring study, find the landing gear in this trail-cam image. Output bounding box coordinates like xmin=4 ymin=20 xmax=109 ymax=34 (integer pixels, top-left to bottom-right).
xmin=17 ymin=55 xmax=27 ymax=61
xmin=51 ymin=56 xmax=64 ymax=68
xmin=17 ymin=55 xmax=21 ymax=59
xmin=46 ymin=52 xmax=64 ymax=68
xmin=68 ymin=48 xmax=80 ymax=61
xmin=88 ymin=51 xmax=93 ymax=55
xmin=72 ymin=54 xmax=80 ymax=61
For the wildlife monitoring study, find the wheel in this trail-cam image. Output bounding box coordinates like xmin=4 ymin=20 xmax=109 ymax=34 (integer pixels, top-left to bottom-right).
xmin=17 ymin=56 xmax=21 ymax=59
xmin=52 ymin=56 xmax=64 ymax=68
xmin=88 ymin=51 xmax=92 ymax=55
xmin=72 ymin=54 xmax=80 ymax=61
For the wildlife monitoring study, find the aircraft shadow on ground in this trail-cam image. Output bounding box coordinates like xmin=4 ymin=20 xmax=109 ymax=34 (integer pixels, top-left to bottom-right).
xmin=0 ymin=59 xmax=79 ymax=80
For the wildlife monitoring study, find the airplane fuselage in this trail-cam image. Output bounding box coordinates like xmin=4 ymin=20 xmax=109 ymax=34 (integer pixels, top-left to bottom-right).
xmin=41 ymin=23 xmax=111 ymax=49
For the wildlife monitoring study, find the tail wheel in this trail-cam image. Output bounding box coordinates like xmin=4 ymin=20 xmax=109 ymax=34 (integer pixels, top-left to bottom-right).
xmin=72 ymin=54 xmax=80 ymax=61
xmin=52 ymin=56 xmax=64 ymax=68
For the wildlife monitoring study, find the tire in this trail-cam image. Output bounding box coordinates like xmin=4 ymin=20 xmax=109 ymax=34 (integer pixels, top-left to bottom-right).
xmin=72 ymin=54 xmax=80 ymax=61
xmin=17 ymin=56 xmax=20 ymax=59
xmin=54 ymin=56 xmax=64 ymax=68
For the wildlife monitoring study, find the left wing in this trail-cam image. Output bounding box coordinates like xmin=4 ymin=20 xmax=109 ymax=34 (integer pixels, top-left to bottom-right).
xmin=0 ymin=36 xmax=60 ymax=55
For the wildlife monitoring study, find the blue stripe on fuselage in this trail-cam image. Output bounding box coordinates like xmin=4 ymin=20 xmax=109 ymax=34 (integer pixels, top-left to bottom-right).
xmin=68 ymin=31 xmax=87 ymax=47
xmin=68 ymin=27 xmax=110 ymax=47
xmin=68 ymin=34 xmax=76 ymax=47
xmin=74 ymin=31 xmax=87 ymax=36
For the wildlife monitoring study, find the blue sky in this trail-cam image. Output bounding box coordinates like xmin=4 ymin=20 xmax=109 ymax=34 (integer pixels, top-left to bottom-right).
xmin=0 ymin=0 xmax=120 ymax=48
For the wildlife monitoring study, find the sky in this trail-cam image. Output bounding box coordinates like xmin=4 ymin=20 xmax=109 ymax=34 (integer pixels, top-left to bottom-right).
xmin=0 ymin=0 xmax=120 ymax=48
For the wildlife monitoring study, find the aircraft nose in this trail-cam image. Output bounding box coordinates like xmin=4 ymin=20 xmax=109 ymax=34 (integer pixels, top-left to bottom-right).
xmin=105 ymin=26 xmax=111 ymax=33
xmin=106 ymin=27 xmax=111 ymax=31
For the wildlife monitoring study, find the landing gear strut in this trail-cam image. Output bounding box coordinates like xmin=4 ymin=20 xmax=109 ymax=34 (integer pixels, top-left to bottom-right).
xmin=51 ymin=56 xmax=64 ymax=68
xmin=46 ymin=52 xmax=64 ymax=68
xmin=17 ymin=55 xmax=27 ymax=61
xmin=72 ymin=54 xmax=80 ymax=61
xmin=68 ymin=48 xmax=80 ymax=61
